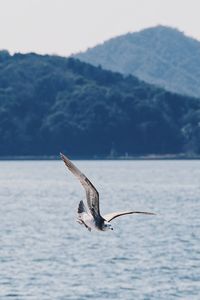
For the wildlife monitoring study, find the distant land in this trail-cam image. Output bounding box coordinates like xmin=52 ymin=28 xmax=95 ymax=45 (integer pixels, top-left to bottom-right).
xmin=75 ymin=25 xmax=200 ymax=99
xmin=0 ymin=51 xmax=200 ymax=157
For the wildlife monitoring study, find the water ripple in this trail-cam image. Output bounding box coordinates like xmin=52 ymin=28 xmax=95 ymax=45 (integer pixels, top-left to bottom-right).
xmin=0 ymin=160 xmax=200 ymax=299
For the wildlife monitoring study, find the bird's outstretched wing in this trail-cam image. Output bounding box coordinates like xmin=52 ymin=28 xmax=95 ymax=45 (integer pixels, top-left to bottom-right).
xmin=60 ymin=153 xmax=101 ymax=219
xmin=103 ymin=211 xmax=156 ymax=222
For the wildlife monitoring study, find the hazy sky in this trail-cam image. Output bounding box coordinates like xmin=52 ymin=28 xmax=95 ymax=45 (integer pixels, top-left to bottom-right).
xmin=0 ymin=0 xmax=200 ymax=57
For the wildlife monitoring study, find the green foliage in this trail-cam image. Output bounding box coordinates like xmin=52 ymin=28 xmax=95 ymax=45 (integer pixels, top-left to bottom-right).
xmin=0 ymin=52 xmax=200 ymax=156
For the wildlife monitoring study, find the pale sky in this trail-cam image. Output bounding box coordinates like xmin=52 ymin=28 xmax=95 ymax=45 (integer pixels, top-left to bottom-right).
xmin=0 ymin=0 xmax=200 ymax=57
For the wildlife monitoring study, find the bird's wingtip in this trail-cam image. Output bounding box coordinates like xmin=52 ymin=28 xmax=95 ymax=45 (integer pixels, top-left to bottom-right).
xmin=60 ymin=152 xmax=65 ymax=161
xmin=60 ymin=152 xmax=70 ymax=163
xmin=146 ymin=212 xmax=157 ymax=215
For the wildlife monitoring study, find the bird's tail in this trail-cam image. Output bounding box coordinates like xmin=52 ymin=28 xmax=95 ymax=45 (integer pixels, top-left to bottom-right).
xmin=77 ymin=200 xmax=87 ymax=214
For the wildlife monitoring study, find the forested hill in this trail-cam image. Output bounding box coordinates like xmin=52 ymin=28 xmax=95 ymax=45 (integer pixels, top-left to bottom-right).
xmin=75 ymin=26 xmax=200 ymax=99
xmin=0 ymin=50 xmax=200 ymax=157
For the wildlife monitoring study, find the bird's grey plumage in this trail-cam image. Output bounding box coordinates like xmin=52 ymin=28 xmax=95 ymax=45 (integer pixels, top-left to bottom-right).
xmin=60 ymin=152 xmax=155 ymax=232
xmin=60 ymin=153 xmax=105 ymax=229
xmin=60 ymin=153 xmax=99 ymax=215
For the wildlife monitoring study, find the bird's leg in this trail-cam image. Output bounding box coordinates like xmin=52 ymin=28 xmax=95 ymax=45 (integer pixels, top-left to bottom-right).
xmin=76 ymin=219 xmax=83 ymax=225
xmin=76 ymin=218 xmax=91 ymax=231
xmin=82 ymin=221 xmax=91 ymax=231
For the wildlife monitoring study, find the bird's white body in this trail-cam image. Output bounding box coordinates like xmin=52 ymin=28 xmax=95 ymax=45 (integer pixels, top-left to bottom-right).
xmin=77 ymin=212 xmax=95 ymax=231
xmin=77 ymin=212 xmax=112 ymax=231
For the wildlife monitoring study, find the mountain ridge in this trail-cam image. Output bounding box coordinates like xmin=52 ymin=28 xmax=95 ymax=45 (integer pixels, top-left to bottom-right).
xmin=74 ymin=25 xmax=200 ymax=98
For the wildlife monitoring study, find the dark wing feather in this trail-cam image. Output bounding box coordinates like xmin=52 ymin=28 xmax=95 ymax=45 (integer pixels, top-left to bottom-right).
xmin=60 ymin=153 xmax=101 ymax=219
xmin=103 ymin=211 xmax=156 ymax=222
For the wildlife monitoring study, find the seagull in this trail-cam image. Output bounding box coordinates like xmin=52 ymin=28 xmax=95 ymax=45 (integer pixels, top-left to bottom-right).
xmin=60 ymin=153 xmax=155 ymax=232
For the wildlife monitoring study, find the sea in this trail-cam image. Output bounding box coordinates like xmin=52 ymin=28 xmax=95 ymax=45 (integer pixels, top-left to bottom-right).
xmin=0 ymin=160 xmax=200 ymax=300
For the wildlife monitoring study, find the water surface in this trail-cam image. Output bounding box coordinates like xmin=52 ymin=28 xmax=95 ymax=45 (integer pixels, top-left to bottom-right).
xmin=0 ymin=160 xmax=200 ymax=299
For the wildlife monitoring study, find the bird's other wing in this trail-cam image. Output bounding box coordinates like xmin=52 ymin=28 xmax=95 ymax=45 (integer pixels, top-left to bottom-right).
xmin=60 ymin=153 xmax=101 ymax=219
xmin=103 ymin=211 xmax=156 ymax=222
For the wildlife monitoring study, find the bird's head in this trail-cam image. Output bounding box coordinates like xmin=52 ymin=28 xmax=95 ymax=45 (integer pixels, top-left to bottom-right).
xmin=103 ymin=221 xmax=113 ymax=231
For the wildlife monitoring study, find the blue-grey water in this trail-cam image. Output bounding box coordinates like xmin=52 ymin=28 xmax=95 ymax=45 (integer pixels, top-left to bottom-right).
xmin=0 ymin=160 xmax=200 ymax=300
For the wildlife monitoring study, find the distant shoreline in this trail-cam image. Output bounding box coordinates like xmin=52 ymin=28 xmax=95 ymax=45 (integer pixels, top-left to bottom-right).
xmin=0 ymin=154 xmax=200 ymax=160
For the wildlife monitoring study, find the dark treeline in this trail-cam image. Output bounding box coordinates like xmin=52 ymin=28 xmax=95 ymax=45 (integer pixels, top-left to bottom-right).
xmin=0 ymin=50 xmax=200 ymax=157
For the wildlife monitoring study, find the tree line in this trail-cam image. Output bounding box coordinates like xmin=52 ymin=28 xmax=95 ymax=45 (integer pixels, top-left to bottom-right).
xmin=0 ymin=50 xmax=200 ymax=157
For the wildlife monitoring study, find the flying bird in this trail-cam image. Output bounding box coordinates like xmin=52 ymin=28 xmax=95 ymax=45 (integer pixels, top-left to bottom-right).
xmin=60 ymin=153 xmax=155 ymax=232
